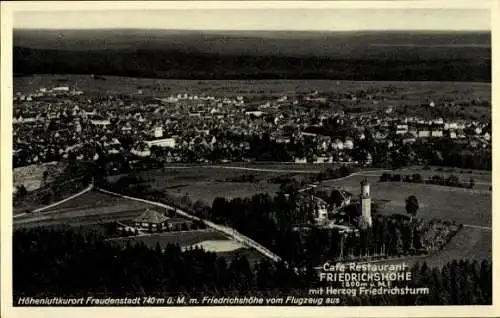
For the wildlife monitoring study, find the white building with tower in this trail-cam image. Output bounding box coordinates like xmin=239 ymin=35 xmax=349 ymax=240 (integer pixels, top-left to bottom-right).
xmin=312 ymin=196 xmax=329 ymax=224
xmin=360 ymin=179 xmax=372 ymax=229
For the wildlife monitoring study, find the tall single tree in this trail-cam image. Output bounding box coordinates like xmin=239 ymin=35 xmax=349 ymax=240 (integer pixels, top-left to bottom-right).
xmin=405 ymin=195 xmax=419 ymax=222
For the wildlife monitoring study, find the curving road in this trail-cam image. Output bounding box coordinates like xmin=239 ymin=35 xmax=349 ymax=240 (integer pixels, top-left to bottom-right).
xmin=96 ymin=188 xmax=283 ymax=263
xmin=13 ymin=184 xmax=94 ymax=219
xmin=13 ymin=164 xmax=491 ymax=264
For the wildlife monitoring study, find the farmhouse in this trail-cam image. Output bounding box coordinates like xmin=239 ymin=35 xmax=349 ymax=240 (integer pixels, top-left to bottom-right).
xmin=134 ymin=208 xmax=169 ymax=232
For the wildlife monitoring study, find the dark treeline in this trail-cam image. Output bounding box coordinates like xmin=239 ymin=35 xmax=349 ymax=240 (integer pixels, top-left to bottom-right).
xmin=363 ymin=138 xmax=491 ymax=171
xmin=13 ymin=227 xmax=492 ymax=305
xmin=100 ymin=175 xmax=458 ymax=266
xmin=265 ymin=165 xmax=355 ymax=187
xmin=405 ymin=140 xmax=492 ymax=171
xmin=362 ymin=259 xmax=492 ymax=305
xmin=14 ymin=47 xmax=491 ymax=82
xmin=13 ymin=227 xmax=301 ymax=298
xmin=195 ymin=194 xmax=461 ymax=264
xmin=380 ymin=172 xmax=477 ymax=189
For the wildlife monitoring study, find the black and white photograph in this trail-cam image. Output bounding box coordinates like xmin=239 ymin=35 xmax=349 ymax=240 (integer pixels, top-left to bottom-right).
xmin=1 ymin=0 xmax=496 ymax=314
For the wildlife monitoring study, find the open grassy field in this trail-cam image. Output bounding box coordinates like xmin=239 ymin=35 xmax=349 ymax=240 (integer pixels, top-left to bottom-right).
xmin=212 ymin=162 xmax=339 ymax=171
xmin=106 ymin=229 xmax=265 ymax=266
xmin=188 ymin=240 xmax=245 ymax=253
xmin=420 ymin=166 xmax=491 ymax=179
xmin=107 ymin=229 xmax=229 ymax=250
xmin=14 ymin=74 xmax=491 ymax=121
xmin=395 ymin=166 xmax=491 ymax=189
xmin=382 ymin=166 xmax=491 ymax=182
xmin=110 ymin=163 xmax=330 ymax=183
xmin=109 ymin=166 xmax=280 ymax=185
xmin=14 ymin=200 xmax=46 ymax=215
xmin=165 ymin=182 xmax=281 ymax=205
xmin=322 ymin=166 xmax=491 ymax=269
xmin=13 ymin=190 xmax=170 ymax=229
xmin=14 ymin=75 xmax=490 ymax=101
xmin=322 ymin=176 xmax=491 ymax=227
xmin=114 ymin=165 xmax=321 ymax=205
xmin=337 ymin=166 xmax=491 ymax=190
xmin=111 ymin=163 xmax=491 ymax=213
xmin=13 ymin=188 xmax=269 ymax=265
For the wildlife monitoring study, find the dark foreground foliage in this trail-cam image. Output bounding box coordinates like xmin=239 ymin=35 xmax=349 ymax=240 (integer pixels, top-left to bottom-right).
xmin=13 ymin=228 xmax=491 ymax=305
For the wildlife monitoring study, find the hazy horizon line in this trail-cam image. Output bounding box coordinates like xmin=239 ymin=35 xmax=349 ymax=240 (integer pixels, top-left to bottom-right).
xmin=14 ymin=28 xmax=491 ymax=33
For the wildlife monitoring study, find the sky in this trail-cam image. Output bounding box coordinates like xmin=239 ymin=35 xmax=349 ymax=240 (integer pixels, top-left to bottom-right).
xmin=14 ymin=8 xmax=491 ymax=31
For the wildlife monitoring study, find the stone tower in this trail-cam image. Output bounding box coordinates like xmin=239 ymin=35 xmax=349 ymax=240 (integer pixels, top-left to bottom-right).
xmin=360 ymin=178 xmax=372 ymax=228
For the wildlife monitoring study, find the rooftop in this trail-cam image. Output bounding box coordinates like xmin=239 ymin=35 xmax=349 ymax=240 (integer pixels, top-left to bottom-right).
xmin=134 ymin=208 xmax=169 ymax=224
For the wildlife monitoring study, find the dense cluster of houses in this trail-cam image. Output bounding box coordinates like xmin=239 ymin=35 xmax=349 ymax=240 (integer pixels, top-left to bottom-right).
xmin=13 ymin=85 xmax=491 ymax=168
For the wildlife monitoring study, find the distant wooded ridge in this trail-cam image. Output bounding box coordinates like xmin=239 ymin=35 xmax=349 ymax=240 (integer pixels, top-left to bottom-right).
xmin=13 ymin=29 xmax=492 ymax=53
xmin=13 ymin=30 xmax=491 ymax=81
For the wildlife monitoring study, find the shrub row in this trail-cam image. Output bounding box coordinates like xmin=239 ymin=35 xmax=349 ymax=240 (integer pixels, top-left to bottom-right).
xmin=380 ymin=172 xmax=475 ymax=189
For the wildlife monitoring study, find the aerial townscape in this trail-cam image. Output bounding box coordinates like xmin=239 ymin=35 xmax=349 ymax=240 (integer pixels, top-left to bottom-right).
xmin=13 ymin=81 xmax=491 ymax=170
xmin=11 ymin=20 xmax=492 ymax=306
